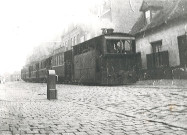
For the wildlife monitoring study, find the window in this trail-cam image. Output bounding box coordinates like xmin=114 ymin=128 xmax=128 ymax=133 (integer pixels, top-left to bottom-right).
xmin=71 ymin=38 xmax=73 ymax=46
xmin=151 ymin=10 xmax=157 ymax=19
xmin=74 ymin=36 xmax=76 ymax=45
xmin=145 ymin=10 xmax=151 ymax=24
xmin=100 ymin=0 xmax=111 ymax=16
xmin=77 ymin=34 xmax=80 ymax=44
xmin=152 ymin=40 xmax=162 ymax=53
xmin=147 ymin=40 xmax=169 ymax=69
xmin=65 ymin=41 xmax=68 ymax=49
xmin=55 ymin=56 xmax=57 ymax=66
xmin=62 ymin=54 xmax=64 ymax=64
xmin=106 ymin=39 xmax=133 ymax=54
xmin=59 ymin=55 xmax=61 ymax=65
xmin=59 ymin=55 xmax=60 ymax=65
xmin=68 ymin=39 xmax=70 ymax=46
xmin=57 ymin=55 xmax=59 ymax=65
xmin=80 ymin=36 xmax=85 ymax=43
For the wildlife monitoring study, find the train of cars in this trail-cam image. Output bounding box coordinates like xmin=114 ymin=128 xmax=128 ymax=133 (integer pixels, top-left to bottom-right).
xmin=21 ymin=32 xmax=141 ymax=85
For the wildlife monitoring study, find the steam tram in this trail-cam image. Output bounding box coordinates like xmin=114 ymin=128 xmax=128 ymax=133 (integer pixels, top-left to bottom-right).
xmin=21 ymin=32 xmax=141 ymax=85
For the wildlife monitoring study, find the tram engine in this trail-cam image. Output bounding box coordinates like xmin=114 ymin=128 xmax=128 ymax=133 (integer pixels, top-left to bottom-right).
xmin=73 ymin=33 xmax=141 ymax=85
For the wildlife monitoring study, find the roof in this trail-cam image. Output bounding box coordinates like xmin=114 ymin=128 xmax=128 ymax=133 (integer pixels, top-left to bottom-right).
xmin=140 ymin=0 xmax=165 ymax=11
xmin=103 ymin=32 xmax=134 ymax=37
xmin=130 ymin=0 xmax=187 ymax=35
xmin=73 ymin=32 xmax=134 ymax=48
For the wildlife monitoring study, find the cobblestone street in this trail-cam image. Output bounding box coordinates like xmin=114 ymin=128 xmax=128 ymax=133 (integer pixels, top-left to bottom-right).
xmin=0 ymin=80 xmax=187 ymax=135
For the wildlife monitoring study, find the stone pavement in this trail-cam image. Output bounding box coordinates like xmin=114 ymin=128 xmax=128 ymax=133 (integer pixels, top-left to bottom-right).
xmin=0 ymin=80 xmax=187 ymax=135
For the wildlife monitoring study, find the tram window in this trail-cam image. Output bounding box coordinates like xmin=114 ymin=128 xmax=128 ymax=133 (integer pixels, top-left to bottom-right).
xmin=106 ymin=39 xmax=133 ymax=54
xmin=124 ymin=40 xmax=132 ymax=52
xmin=58 ymin=55 xmax=60 ymax=65
xmin=57 ymin=55 xmax=59 ymax=65
xmin=55 ymin=56 xmax=56 ymax=66
xmin=62 ymin=54 xmax=64 ymax=63
xmin=59 ymin=55 xmax=61 ymax=65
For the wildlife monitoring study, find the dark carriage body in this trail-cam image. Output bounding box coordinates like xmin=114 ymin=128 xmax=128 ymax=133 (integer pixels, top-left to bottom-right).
xmin=74 ymin=50 xmax=97 ymax=83
xmin=29 ymin=64 xmax=35 ymax=82
xmin=38 ymin=56 xmax=52 ymax=82
xmin=21 ymin=56 xmax=52 ymax=83
xmin=64 ymin=50 xmax=73 ymax=83
xmin=73 ymin=33 xmax=141 ymax=85
xmin=51 ymin=51 xmax=65 ymax=83
xmin=73 ymin=35 xmax=103 ymax=84
xmin=25 ymin=68 xmax=30 ymax=81
xmin=28 ymin=62 xmax=39 ymax=82
xmin=21 ymin=67 xmax=29 ymax=81
xmin=38 ymin=59 xmax=47 ymax=82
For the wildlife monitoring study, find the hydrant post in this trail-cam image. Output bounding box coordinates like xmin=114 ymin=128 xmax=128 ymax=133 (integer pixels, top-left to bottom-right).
xmin=47 ymin=70 xmax=57 ymax=100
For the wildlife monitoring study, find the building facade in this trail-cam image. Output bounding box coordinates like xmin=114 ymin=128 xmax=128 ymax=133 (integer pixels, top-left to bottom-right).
xmin=61 ymin=25 xmax=95 ymax=51
xmin=10 ymin=71 xmax=21 ymax=81
xmin=131 ymin=0 xmax=187 ymax=79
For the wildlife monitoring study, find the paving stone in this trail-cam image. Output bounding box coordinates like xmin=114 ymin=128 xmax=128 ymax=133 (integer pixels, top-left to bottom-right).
xmin=0 ymin=81 xmax=187 ymax=135
xmin=86 ymin=130 xmax=100 ymax=134
xmin=175 ymin=130 xmax=187 ymax=135
xmin=65 ymin=129 xmax=78 ymax=132
xmin=0 ymin=125 xmax=9 ymax=131
xmin=0 ymin=131 xmax=12 ymax=135
xmin=62 ymin=133 xmax=75 ymax=135
xmin=74 ymin=132 xmax=88 ymax=135
xmin=113 ymin=133 xmax=127 ymax=135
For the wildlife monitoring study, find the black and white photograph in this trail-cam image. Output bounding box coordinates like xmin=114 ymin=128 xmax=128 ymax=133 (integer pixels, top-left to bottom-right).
xmin=0 ymin=0 xmax=187 ymax=134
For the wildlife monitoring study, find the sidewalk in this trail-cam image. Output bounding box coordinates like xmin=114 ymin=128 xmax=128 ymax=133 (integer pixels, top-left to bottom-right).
xmin=135 ymin=79 xmax=187 ymax=89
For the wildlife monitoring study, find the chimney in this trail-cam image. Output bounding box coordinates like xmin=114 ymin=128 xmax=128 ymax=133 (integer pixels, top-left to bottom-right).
xmin=101 ymin=28 xmax=107 ymax=35
xmin=107 ymin=28 xmax=114 ymax=34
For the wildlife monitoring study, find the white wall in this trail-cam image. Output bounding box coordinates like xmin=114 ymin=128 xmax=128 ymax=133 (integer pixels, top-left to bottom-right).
xmin=136 ymin=20 xmax=187 ymax=69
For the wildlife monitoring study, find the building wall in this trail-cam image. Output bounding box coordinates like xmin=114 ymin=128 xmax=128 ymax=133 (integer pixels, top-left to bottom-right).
xmin=136 ymin=19 xmax=187 ymax=69
xmin=10 ymin=74 xmax=21 ymax=81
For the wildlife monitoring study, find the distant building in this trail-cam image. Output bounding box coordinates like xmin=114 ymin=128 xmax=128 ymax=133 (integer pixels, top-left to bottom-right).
xmin=10 ymin=71 xmax=21 ymax=81
xmin=131 ymin=0 xmax=187 ymax=79
xmin=0 ymin=72 xmax=11 ymax=83
xmin=0 ymin=76 xmax=2 ymax=83
xmin=61 ymin=0 xmax=142 ymax=51
xmin=97 ymin=0 xmax=142 ymax=33
xmin=61 ymin=25 xmax=94 ymax=51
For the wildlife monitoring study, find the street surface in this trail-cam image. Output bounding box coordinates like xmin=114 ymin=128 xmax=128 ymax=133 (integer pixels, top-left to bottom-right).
xmin=0 ymin=80 xmax=187 ymax=135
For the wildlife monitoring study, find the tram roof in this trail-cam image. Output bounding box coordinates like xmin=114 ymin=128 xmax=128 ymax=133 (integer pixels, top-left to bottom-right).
xmin=73 ymin=32 xmax=134 ymax=48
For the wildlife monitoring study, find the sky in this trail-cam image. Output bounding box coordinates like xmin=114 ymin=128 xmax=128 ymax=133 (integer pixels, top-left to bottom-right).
xmin=0 ymin=0 xmax=100 ymax=75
